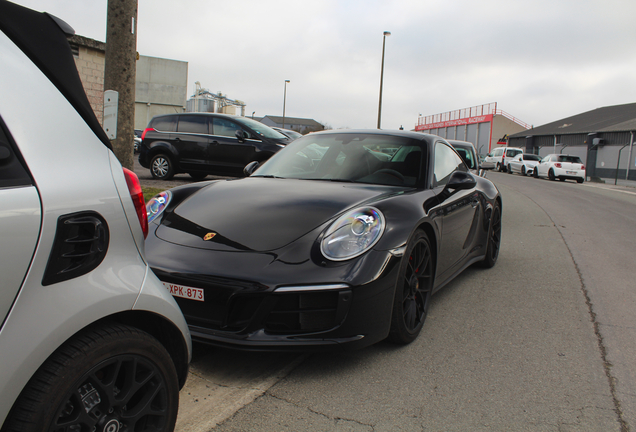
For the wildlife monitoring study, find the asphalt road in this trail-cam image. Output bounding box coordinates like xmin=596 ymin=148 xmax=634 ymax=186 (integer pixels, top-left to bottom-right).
xmin=136 ymin=162 xmax=635 ymax=431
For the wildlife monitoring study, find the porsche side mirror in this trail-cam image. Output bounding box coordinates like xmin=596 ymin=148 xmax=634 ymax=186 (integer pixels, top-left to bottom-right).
xmin=244 ymin=160 xmax=259 ymax=176
xmin=446 ymin=171 xmax=476 ymax=190
xmin=235 ymin=129 xmax=247 ymax=143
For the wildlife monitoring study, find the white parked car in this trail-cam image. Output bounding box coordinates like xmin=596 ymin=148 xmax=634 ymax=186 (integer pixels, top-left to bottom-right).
xmin=482 ymin=146 xmax=523 ymax=172
xmin=0 ymin=2 xmax=191 ymax=431
xmin=447 ymin=139 xmax=481 ymax=176
xmin=534 ymin=154 xmax=586 ymax=183
xmin=507 ymin=153 xmax=542 ymax=176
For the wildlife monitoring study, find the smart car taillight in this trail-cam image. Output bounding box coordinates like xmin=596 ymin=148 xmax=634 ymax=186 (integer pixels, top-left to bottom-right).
xmin=123 ymin=167 xmax=148 ymax=238
xmin=581 ymin=165 xmax=585 ymax=170
xmin=141 ymin=127 xmax=154 ymax=141
xmin=555 ymin=163 xmax=562 ymax=168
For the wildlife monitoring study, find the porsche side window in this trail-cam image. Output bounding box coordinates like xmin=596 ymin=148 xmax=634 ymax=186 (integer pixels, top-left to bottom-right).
xmin=434 ymin=142 xmax=464 ymax=187
xmin=0 ymin=120 xmax=33 ymax=188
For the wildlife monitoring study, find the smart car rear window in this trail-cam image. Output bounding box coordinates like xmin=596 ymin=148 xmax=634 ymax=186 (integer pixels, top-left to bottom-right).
xmin=0 ymin=117 xmax=33 ymax=188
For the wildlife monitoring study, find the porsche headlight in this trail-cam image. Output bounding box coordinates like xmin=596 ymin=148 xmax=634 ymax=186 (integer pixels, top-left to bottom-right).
xmin=146 ymin=190 xmax=171 ymax=224
xmin=321 ymin=207 xmax=385 ymax=261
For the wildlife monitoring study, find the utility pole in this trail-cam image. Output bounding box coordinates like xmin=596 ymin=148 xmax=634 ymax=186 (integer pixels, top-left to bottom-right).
xmin=104 ymin=0 xmax=138 ymax=170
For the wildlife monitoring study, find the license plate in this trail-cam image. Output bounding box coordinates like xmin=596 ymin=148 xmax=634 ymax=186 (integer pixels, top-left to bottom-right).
xmin=566 ymin=171 xmax=577 ymax=174
xmin=163 ymin=282 xmax=205 ymax=302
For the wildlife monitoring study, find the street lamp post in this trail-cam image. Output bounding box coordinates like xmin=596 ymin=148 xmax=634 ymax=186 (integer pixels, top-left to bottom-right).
xmin=377 ymin=31 xmax=391 ymax=129
xmin=282 ymin=80 xmax=290 ymax=129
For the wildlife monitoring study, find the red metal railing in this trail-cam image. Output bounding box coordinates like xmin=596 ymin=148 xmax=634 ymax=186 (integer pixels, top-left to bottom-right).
xmin=417 ymin=102 xmax=531 ymax=130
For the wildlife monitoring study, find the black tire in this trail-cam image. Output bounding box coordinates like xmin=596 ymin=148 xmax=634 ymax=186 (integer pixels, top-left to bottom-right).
xmin=150 ymin=154 xmax=175 ymax=180
xmin=188 ymin=172 xmax=208 ymax=180
xmin=577 ymin=178 xmax=584 ymax=184
xmin=479 ymin=202 xmax=501 ymax=268
xmin=548 ymin=169 xmax=555 ymax=181
xmin=496 ymin=163 xmax=501 ymax=172
xmin=4 ymin=323 xmax=179 ymax=432
xmin=507 ymin=164 xmax=513 ymax=174
xmin=387 ymin=230 xmax=434 ymax=345
xmin=533 ymin=168 xmax=539 ymax=178
xmin=521 ymin=166 xmax=526 ymax=176
xmin=559 ymin=178 xmax=565 ymax=182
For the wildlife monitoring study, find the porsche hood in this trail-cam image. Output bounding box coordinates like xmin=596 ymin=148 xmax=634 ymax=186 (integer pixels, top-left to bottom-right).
xmin=155 ymin=178 xmax=401 ymax=252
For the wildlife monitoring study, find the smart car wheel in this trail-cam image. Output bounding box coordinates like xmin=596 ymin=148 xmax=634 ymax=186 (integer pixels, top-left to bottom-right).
xmin=151 ymin=154 xmax=175 ymax=180
xmin=4 ymin=323 xmax=179 ymax=432
xmin=548 ymin=169 xmax=555 ymax=181
xmin=387 ymin=230 xmax=434 ymax=345
xmin=521 ymin=166 xmax=526 ymax=176
xmin=479 ymin=202 xmax=501 ymax=269
xmin=533 ymin=168 xmax=539 ymax=178
xmin=577 ymin=178 xmax=584 ymax=184
xmin=507 ymin=164 xmax=512 ymax=174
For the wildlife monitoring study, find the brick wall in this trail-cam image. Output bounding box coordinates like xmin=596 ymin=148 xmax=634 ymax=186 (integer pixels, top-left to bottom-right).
xmin=73 ymin=46 xmax=105 ymax=125
xmin=69 ymin=35 xmax=106 ymax=126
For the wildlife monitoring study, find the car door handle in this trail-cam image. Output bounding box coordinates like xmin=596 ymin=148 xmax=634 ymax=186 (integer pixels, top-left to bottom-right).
xmin=174 ymin=137 xmax=181 ymax=142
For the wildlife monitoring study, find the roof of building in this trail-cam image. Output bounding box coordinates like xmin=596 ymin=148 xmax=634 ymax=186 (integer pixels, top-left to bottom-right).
xmin=67 ymin=34 xmax=105 ymax=51
xmin=510 ymin=102 xmax=636 ymax=138
xmin=263 ymin=115 xmax=323 ymax=127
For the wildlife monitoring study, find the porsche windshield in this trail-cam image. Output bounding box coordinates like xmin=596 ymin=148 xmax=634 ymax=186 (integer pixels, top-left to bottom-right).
xmin=253 ymin=133 xmax=425 ymax=187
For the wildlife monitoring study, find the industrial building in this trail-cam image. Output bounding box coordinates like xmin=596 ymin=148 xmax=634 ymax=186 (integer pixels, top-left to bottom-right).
xmin=185 ymin=82 xmax=246 ymax=116
xmin=259 ymin=115 xmax=324 ymax=134
xmin=508 ymin=102 xmax=636 ymax=183
xmin=68 ymin=34 xmax=188 ymax=131
xmin=415 ymin=102 xmax=530 ymax=157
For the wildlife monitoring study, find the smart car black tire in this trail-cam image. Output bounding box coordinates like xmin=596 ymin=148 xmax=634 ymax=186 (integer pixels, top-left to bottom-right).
xmin=479 ymin=202 xmax=501 ymax=269
xmin=387 ymin=230 xmax=434 ymax=345
xmin=548 ymin=169 xmax=555 ymax=181
xmin=521 ymin=166 xmax=526 ymax=176
xmin=3 ymin=323 xmax=179 ymax=432
xmin=533 ymin=168 xmax=539 ymax=178
xmin=188 ymin=172 xmax=208 ymax=180
xmin=150 ymin=154 xmax=175 ymax=180
xmin=577 ymin=178 xmax=584 ymax=183
xmin=507 ymin=164 xmax=512 ymax=174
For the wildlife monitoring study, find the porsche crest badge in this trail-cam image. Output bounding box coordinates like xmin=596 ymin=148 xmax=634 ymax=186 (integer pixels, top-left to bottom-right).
xmin=203 ymin=232 xmax=217 ymax=241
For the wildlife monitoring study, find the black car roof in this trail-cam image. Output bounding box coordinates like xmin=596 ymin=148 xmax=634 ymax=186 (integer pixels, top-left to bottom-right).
xmin=0 ymin=0 xmax=111 ymax=150
xmin=314 ymin=129 xmax=436 ymax=143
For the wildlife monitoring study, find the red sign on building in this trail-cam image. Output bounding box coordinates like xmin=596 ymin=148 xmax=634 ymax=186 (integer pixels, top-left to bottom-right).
xmin=415 ymin=114 xmax=493 ymax=131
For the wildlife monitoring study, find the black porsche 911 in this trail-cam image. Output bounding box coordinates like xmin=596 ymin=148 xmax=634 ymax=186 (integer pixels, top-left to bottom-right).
xmin=145 ymin=129 xmax=501 ymax=350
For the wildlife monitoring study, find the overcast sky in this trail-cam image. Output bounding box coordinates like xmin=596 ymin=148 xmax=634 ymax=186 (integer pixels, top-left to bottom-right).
xmin=14 ymin=0 xmax=636 ymax=130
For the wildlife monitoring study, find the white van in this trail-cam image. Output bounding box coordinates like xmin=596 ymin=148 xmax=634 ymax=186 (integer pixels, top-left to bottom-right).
xmin=482 ymin=147 xmax=523 ymax=172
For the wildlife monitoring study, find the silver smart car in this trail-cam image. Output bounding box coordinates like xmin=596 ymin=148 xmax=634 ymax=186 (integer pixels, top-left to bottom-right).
xmin=0 ymin=2 xmax=191 ymax=431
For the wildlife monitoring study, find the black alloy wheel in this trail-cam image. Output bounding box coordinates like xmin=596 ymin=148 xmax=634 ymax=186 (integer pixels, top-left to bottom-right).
xmin=388 ymin=230 xmax=434 ymax=344
xmin=548 ymin=169 xmax=556 ymax=181
xmin=479 ymin=202 xmax=501 ymax=268
xmin=150 ymin=154 xmax=175 ymax=180
xmin=4 ymin=324 xmax=179 ymax=432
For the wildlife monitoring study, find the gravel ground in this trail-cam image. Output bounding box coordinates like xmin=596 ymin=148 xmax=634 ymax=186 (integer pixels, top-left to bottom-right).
xmin=133 ymin=158 xmax=236 ymax=190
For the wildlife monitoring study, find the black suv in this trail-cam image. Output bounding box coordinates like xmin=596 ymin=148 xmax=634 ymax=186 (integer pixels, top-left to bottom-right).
xmin=139 ymin=113 xmax=292 ymax=179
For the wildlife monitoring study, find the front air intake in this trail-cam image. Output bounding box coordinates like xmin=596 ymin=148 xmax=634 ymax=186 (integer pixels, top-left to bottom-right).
xmin=42 ymin=211 xmax=109 ymax=286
